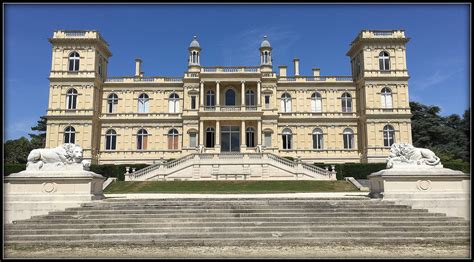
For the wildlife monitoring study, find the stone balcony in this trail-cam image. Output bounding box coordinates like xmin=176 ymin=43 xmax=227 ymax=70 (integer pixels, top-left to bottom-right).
xmin=277 ymin=76 xmax=353 ymax=83
xmin=50 ymin=30 xmax=109 ymax=46
xmin=201 ymin=66 xmax=260 ymax=73
xmin=105 ymin=76 xmax=183 ymax=84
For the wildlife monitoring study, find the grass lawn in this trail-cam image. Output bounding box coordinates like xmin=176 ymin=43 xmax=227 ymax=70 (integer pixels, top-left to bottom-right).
xmin=104 ymin=180 xmax=359 ymax=194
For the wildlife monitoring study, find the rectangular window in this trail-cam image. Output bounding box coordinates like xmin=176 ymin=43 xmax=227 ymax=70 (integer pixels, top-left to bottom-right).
xmin=264 ymin=133 xmax=271 ymax=148
xmin=191 ymin=96 xmax=196 ymax=109
xmin=264 ymin=95 xmax=270 ymax=109
xmin=189 ymin=133 xmax=197 ymax=147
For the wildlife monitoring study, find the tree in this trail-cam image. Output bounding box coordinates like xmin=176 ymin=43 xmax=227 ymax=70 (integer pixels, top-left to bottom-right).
xmin=29 ymin=116 xmax=47 ymax=149
xmin=410 ymin=102 xmax=470 ymax=163
xmin=4 ymin=137 xmax=33 ymax=164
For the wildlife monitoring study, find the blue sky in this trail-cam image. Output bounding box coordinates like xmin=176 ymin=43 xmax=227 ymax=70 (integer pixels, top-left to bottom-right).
xmin=4 ymin=4 xmax=470 ymax=141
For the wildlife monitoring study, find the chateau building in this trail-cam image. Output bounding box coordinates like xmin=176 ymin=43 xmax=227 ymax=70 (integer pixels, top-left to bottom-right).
xmin=45 ymin=29 xmax=412 ymax=166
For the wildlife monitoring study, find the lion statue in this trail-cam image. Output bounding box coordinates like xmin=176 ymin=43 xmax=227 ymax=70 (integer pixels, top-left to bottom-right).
xmin=26 ymin=143 xmax=90 ymax=171
xmin=386 ymin=143 xmax=442 ymax=169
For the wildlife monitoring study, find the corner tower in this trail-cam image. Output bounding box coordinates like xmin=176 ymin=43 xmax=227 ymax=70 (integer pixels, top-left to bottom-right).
xmin=346 ymin=30 xmax=412 ymax=163
xmin=45 ymin=30 xmax=112 ymax=163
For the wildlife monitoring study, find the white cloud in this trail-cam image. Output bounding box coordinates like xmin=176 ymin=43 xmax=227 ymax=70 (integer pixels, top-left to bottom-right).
xmin=217 ymin=26 xmax=301 ymax=66
xmin=411 ymin=67 xmax=464 ymax=91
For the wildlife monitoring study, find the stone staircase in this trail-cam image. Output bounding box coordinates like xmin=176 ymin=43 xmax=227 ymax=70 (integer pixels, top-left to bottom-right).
xmin=125 ymin=153 xmax=336 ymax=181
xmin=5 ymin=197 xmax=470 ymax=247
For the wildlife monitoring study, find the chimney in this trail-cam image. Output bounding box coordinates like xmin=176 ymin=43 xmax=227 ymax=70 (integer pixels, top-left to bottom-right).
xmin=293 ymin=58 xmax=300 ymax=76
xmin=135 ymin=58 xmax=142 ymax=77
xmin=312 ymin=68 xmax=320 ymax=76
xmin=278 ymin=66 xmax=287 ymax=77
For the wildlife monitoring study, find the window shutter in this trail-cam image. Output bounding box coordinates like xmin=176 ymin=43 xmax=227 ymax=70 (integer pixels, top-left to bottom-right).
xmin=316 ymin=99 xmax=322 ymax=112
xmin=286 ymin=100 xmax=291 ymax=112
xmin=386 ymin=95 xmax=392 ymax=108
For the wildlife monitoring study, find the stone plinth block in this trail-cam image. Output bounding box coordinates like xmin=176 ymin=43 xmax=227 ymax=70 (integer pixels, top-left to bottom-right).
xmin=4 ymin=170 xmax=106 ymax=224
xmin=368 ymin=167 xmax=470 ymax=219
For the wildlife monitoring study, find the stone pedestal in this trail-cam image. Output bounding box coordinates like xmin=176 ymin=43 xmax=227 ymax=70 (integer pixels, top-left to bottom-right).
xmin=368 ymin=167 xmax=470 ymax=219
xmin=4 ymin=170 xmax=106 ymax=224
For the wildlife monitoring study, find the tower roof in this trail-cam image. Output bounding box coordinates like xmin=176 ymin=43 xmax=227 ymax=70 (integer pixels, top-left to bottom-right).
xmin=260 ymin=35 xmax=271 ymax=48
xmin=189 ymin=36 xmax=200 ymax=49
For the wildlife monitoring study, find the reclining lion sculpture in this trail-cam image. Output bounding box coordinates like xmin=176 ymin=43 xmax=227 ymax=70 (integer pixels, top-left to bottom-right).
xmin=26 ymin=143 xmax=91 ymax=171
xmin=386 ymin=143 xmax=442 ymax=169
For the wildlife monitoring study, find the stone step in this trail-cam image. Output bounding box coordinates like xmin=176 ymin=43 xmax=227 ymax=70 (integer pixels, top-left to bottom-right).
xmin=5 ymin=225 xmax=470 ymax=235
xmin=48 ymin=208 xmax=429 ymax=215
xmin=29 ymin=212 xmax=445 ymax=220
xmin=13 ymin=216 xmax=465 ymax=224
xmin=101 ymin=197 xmax=372 ymax=202
xmin=5 ymin=231 xmax=471 ymax=242
xmin=7 ymin=220 xmax=469 ymax=230
xmin=72 ymin=203 xmax=416 ymax=209
xmin=6 ymin=237 xmax=469 ymax=246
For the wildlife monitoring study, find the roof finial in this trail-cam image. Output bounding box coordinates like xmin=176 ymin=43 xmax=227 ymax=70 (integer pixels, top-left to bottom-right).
xmin=193 ymin=35 xmax=197 ymax=39
xmin=264 ymin=35 xmax=267 ymax=39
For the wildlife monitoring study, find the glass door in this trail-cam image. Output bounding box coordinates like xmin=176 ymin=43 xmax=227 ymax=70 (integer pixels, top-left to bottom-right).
xmin=221 ymin=126 xmax=240 ymax=152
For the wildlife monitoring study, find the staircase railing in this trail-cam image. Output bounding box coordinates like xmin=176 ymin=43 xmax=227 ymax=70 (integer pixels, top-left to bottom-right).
xmin=126 ymin=152 xmax=335 ymax=181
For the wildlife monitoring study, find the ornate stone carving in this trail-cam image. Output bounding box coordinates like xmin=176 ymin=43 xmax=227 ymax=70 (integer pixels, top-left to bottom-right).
xmin=26 ymin=143 xmax=91 ymax=171
xmin=386 ymin=143 xmax=442 ymax=169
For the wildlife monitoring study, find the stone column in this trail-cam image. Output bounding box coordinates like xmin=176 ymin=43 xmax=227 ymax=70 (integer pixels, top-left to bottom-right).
xmin=199 ymin=120 xmax=204 ymax=146
xmin=257 ymin=120 xmax=262 ymax=146
xmin=241 ymin=120 xmax=246 ymax=149
xmin=216 ymin=81 xmax=220 ymax=108
xmin=241 ymin=81 xmax=245 ymax=107
xmin=200 ymin=81 xmax=204 ymax=107
xmin=215 ymin=120 xmax=221 ymax=149
xmin=257 ymin=81 xmax=261 ymax=106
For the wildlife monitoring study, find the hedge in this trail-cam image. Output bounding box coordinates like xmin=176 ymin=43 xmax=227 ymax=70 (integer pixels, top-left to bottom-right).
xmin=3 ymin=160 xmax=470 ymax=181
xmin=315 ymin=161 xmax=471 ymax=180
xmin=3 ymin=163 xmax=149 ymax=181
xmin=4 ymin=163 xmax=27 ymax=176
xmin=89 ymin=164 xmax=149 ymax=181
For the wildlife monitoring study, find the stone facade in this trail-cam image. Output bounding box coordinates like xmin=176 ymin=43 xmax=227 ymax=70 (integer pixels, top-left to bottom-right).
xmin=44 ymin=29 xmax=412 ymax=165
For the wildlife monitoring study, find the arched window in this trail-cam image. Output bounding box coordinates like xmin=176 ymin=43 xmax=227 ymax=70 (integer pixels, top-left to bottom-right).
xmin=343 ymin=128 xmax=354 ymax=149
xmin=206 ymin=90 xmax=215 ymax=107
xmin=136 ymin=129 xmax=148 ymax=150
xmin=107 ymin=93 xmax=118 ymax=113
xmin=105 ymin=129 xmax=117 ymax=150
xmin=68 ymin=52 xmax=80 ymax=71
xmin=205 ymin=127 xmax=215 ymax=148
xmin=66 ymin=88 xmax=78 ymax=109
xmin=381 ymin=87 xmax=393 ymax=108
xmin=64 ymin=126 xmax=76 ymax=144
xmin=281 ymin=92 xmax=292 ymax=112
xmin=168 ymin=128 xmax=179 ymax=150
xmin=192 ymin=51 xmax=197 ymax=64
xmin=246 ymin=127 xmax=255 ymax=147
xmin=312 ymin=128 xmax=323 ymax=150
xmin=311 ymin=92 xmax=322 ymax=112
xmin=341 ymin=92 xmax=352 ymax=112
xmin=282 ymin=128 xmax=292 ymax=150
xmin=383 ymin=125 xmax=395 ymax=147
xmin=379 ymin=51 xmax=390 ymax=71
xmin=169 ymin=93 xmax=179 ymax=113
xmin=245 ymin=90 xmax=255 ymax=106
xmin=225 ymin=89 xmax=236 ymax=106
xmin=138 ymin=93 xmax=149 ymax=113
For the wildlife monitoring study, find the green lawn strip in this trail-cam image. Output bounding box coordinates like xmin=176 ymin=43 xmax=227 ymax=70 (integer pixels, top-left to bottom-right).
xmin=104 ymin=181 xmax=359 ymax=194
